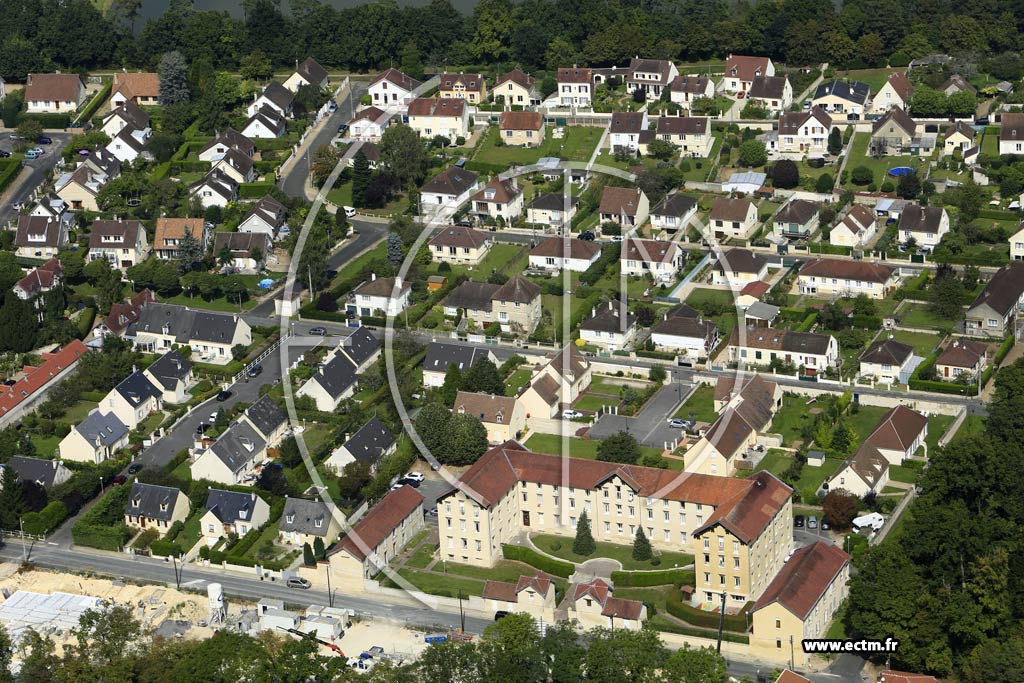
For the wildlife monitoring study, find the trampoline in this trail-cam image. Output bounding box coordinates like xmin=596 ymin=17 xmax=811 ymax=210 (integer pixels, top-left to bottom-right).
xmin=888 ymin=166 xmax=916 ymax=177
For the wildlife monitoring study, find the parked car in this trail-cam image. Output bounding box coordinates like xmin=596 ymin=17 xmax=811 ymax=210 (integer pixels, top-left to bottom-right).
xmin=577 ymin=231 xmax=596 ymax=241
xmin=390 ymin=483 xmax=406 ymax=491
xmin=11 ymin=201 xmax=23 ymax=211
xmin=37 ymin=137 xmax=52 ymax=145
xmin=405 ymin=472 xmax=425 ymax=483
xmin=494 ymin=611 xmax=510 ymax=621
xmin=308 ymin=326 xmax=327 ymax=336
xmin=247 ymin=364 xmax=263 ymax=378
xmin=23 ymin=150 xmax=41 ymax=159
xmin=608 ymin=235 xmax=624 ymax=242
xmin=668 ymin=418 xmax=687 ymax=429
xmin=821 ymin=517 xmax=831 ymax=531
xmin=794 ymin=514 xmax=805 ymax=528
xmin=562 ymin=409 xmax=583 ymax=419
xmin=286 ymin=577 xmax=311 ymax=590
xmin=343 ymin=206 xmax=357 ymax=218
xmin=196 ymin=423 xmax=211 ymax=435
xmin=127 ymin=463 xmax=144 ymax=475
xmin=399 ymin=477 xmax=421 ymax=488
xmin=216 ymin=390 xmax=232 ymax=401
xmin=0 ymin=150 xmax=10 ymax=158
xmin=112 ymin=475 xmax=128 ymax=486
xmin=337 ymin=123 xmax=348 ymax=134
xmin=808 ymin=515 xmax=818 ymax=530
xmin=210 ymin=411 xmax=219 ymax=422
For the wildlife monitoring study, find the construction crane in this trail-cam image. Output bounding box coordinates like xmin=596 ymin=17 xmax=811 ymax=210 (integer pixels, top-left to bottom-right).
xmin=277 ymin=626 xmax=346 ymax=657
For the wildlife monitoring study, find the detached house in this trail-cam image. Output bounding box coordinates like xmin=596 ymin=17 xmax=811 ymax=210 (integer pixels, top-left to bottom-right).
xmin=669 ymin=75 xmax=715 ymax=111
xmin=241 ymin=394 xmax=289 ymax=447
xmin=279 ymin=497 xmax=340 ymax=547
xmin=430 ymin=226 xmax=491 ymax=265
xmin=124 ymin=482 xmax=190 ymax=531
xmin=935 ymin=338 xmax=988 ymax=380
xmin=499 ymin=110 xmax=545 ymax=147
xmin=609 ymin=111 xmax=650 ymax=154
xmin=769 ymin=108 xmax=832 ymax=156
xmin=283 ymin=57 xmax=329 ymax=93
xmin=557 ymin=67 xmax=593 ymax=107
xmin=201 ymin=489 xmax=270 ymax=545
xmin=823 ymin=442 xmax=890 ymax=498
xmin=898 ymin=205 xmax=949 ymax=249
xmin=14 ymin=258 xmax=63 ymax=301
xmin=189 ymin=170 xmax=239 ymax=209
xmin=439 ymin=72 xmax=487 ymax=104
xmin=482 ymin=572 xmax=557 ymax=623
xmin=442 ymin=276 xmax=543 ymax=334
xmin=493 ymin=69 xmax=541 ymax=107
xmin=6 ymin=456 xmax=72 ymax=490
xmin=723 ymin=55 xmax=774 ymax=93
xmin=772 ymin=199 xmax=819 ymax=239
xmin=191 ymin=420 xmax=267 ymax=486
xmin=101 ymin=370 xmax=162 ymax=430
xmin=798 ymin=259 xmax=898 ymax=299
xmin=105 ymin=126 xmax=152 ymax=164
xmin=729 ymin=326 xmax=839 ymax=373
xmin=526 ymin=193 xmax=580 ymax=228
xmin=100 ymin=100 xmax=151 ymax=138
xmin=407 ymin=98 xmax=469 ymax=142
xmin=870 ymin=108 xmax=928 ymax=156
xmin=198 ymin=128 xmax=255 ymax=163
xmin=126 ymin=302 xmax=252 ymax=364
xmin=517 ymin=345 xmax=592 ymax=418
xmin=422 ymin=342 xmax=496 ymax=389
xmin=210 ymin=148 xmax=255 ymax=184
xmin=598 ymin=186 xmax=649 ymax=227
xmin=325 ymin=416 xmax=396 ymax=473
xmin=238 ymin=195 xmax=287 ymax=238
xmin=153 ymin=217 xmax=207 ymax=260
xmin=55 ymin=164 xmax=111 ymax=212
xmin=579 ymin=302 xmax=638 ymax=351
xmin=14 ymin=216 xmax=66 ymax=259
xmin=87 ymin=219 xmax=149 ymax=270
xmin=651 ymin=193 xmax=698 ymax=234
xmin=247 ymin=81 xmax=294 ymax=118
xmin=655 ymin=116 xmax=711 ymax=156
xmin=748 ymin=76 xmax=793 ymax=113
xmin=368 ymin=68 xmax=421 ymax=107
xmin=965 ymin=262 xmax=1024 ymax=338
xmin=469 ymin=177 xmax=524 ymax=222
xmin=58 ymin=411 xmax=130 ymax=464
xmin=347 ymin=107 xmax=387 ymax=141
xmin=111 ymin=72 xmax=160 ymax=107
xmin=621 ymin=238 xmax=682 ymax=281
xmin=651 ymin=309 xmax=720 ymax=359
xmin=1000 ymin=113 xmax=1024 ymax=155
xmin=627 ymin=57 xmax=679 ymax=101
xmin=529 ymin=236 xmax=600 ymax=273
xmin=24 ymin=73 xmax=86 ymax=113
xmin=454 ymin=391 xmax=526 ymax=444
xmin=214 ymin=233 xmax=271 ymax=272
xmin=943 ymin=121 xmax=977 ymax=157
xmin=712 ymin=248 xmax=769 ymax=287
xmin=940 ymin=74 xmax=977 ymax=96
xmin=710 ymin=197 xmax=759 ymax=241
xmin=297 ymin=354 xmax=359 ymax=412
xmin=871 ymin=72 xmax=913 ymax=114
xmin=865 ymin=405 xmax=927 ymax=464
xmin=142 ymin=350 xmax=194 ymax=404
xmin=569 ymin=578 xmax=647 ymax=631
xmin=420 ymin=166 xmax=480 ymax=210
xmin=348 ymin=274 xmax=411 ymax=317
xmin=859 ymin=338 xmax=915 ymax=384
xmin=811 ymin=80 xmax=870 ymax=117
xmin=241 ymin=105 xmax=287 ymax=139
xmin=829 ymin=205 xmax=877 ymax=248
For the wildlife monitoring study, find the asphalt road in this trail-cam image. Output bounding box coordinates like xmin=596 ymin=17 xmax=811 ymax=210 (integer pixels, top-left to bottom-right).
xmin=279 ymin=81 xmax=367 ymax=200
xmin=0 ymin=133 xmax=72 ymax=226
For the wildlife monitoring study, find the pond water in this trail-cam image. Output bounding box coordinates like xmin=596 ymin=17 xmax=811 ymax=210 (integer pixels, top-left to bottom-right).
xmin=136 ymin=0 xmax=476 ymax=22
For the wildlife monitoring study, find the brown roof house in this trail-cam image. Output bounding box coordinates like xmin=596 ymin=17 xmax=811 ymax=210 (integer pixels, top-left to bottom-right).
xmin=898 ymin=204 xmax=949 ymax=249
xmin=439 ymin=72 xmax=488 ymax=104
xmin=655 ymin=115 xmax=711 ymax=156
xmin=621 ymin=237 xmax=683 ymax=282
xmin=871 ymin=72 xmax=914 ymax=113
xmin=609 ymin=111 xmax=651 ymax=154
xmin=481 ymin=572 xmax=556 ymax=622
xmin=712 ymin=248 xmax=770 ymax=287
xmin=710 ymin=197 xmax=759 ymax=240
xmin=111 ymin=72 xmax=160 ymax=107
xmin=569 ymin=578 xmax=647 ymax=631
xmin=14 ymin=216 xmax=67 ymax=259
xmin=772 ymin=199 xmax=820 ymax=240
xmin=454 ymin=391 xmax=526 ymax=444
xmin=283 ymin=57 xmax=329 ymax=93
xmin=442 ymin=276 xmax=542 ymax=335
xmin=87 ymin=219 xmax=149 ymax=271
xmin=213 ymin=232 xmax=272 ymax=273
xmin=493 ymin=69 xmax=541 ymax=108
xmin=999 ymin=112 xmax=1024 ymax=155
xmin=863 ymin=404 xmax=927 ymax=464
xmin=935 ymin=338 xmax=987 ymax=382
xmin=966 ymin=261 xmax=1024 ymax=338
xmin=348 ymin=274 xmax=411 ymax=318
xmin=823 ymin=441 xmax=890 ymax=497
xmin=650 ymin=310 xmax=720 ymax=360
xmin=407 ymin=97 xmax=469 ymax=142
xmin=429 ymin=225 xmax=492 ymax=265
xmin=859 ymin=337 xmax=916 ymax=384
xmin=13 ymin=258 xmax=63 ymax=301
xmin=469 ymin=177 xmax=524 ymax=222
xmin=750 ymin=541 xmax=850 ymax=669
xmin=25 ymin=73 xmax=86 ymax=113
xmin=723 ymin=55 xmax=775 ymax=93
xmin=528 ymin=235 xmax=599 ymax=273
xmin=599 ymin=186 xmax=649 ymax=227
xmin=829 ymin=204 xmax=878 ymax=248
xmin=669 ymin=75 xmax=715 ymax=110
xmin=627 ymin=57 xmax=679 ymax=102
xmin=499 ymin=110 xmax=545 ymax=147
xmin=516 ymin=345 xmax=593 ymax=418
xmin=870 ymin=107 xmax=928 ymax=156
xmin=420 ymin=166 xmax=480 ymax=211
xmin=556 ymin=66 xmax=594 ymax=106
xmin=797 ymin=258 xmax=898 ymax=299
xmin=368 ymin=68 xmax=422 ymax=106
xmin=748 ymin=75 xmax=793 ymax=112
xmin=943 ymin=121 xmax=977 ymax=157
xmin=153 ymin=217 xmax=208 ymax=260
xmin=526 ymin=193 xmax=580 ymax=229
xmin=728 ymin=325 xmax=839 ymax=374
xmin=768 ymin=107 xmax=833 ymax=156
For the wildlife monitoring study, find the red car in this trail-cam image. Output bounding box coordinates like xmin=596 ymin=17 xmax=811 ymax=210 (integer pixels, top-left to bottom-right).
xmin=112 ymin=475 xmax=128 ymax=486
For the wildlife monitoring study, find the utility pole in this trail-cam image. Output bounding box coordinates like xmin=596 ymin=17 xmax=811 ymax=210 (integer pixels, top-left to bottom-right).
xmin=171 ymin=554 xmax=184 ymax=590
xmin=716 ymin=590 xmax=727 ymax=653
xmin=326 ymin=563 xmax=334 ymax=607
xmin=458 ymin=589 xmax=465 ymax=633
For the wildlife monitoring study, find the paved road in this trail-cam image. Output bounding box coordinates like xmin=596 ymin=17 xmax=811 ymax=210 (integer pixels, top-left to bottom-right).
xmin=0 ymin=133 xmax=72 ymax=226
xmin=588 ymin=382 xmax=689 ymax=448
xmin=279 ymin=81 xmax=367 ymax=200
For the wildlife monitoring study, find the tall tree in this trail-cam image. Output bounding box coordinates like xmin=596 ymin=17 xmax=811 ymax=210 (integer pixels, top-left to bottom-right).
xmin=439 ymin=363 xmax=463 ymax=404
xmin=351 ymin=149 xmax=371 ymax=208
xmin=462 ymin=358 xmax=504 ymax=395
xmin=386 ymin=232 xmax=404 ymax=266
xmin=573 ymin=510 xmax=596 ymax=556
xmin=0 ymin=467 xmax=23 ymax=531
xmin=379 ymin=124 xmax=430 ymax=186
xmin=158 ymin=50 xmax=190 ymax=105
xmin=0 ymin=292 xmax=36 ymax=353
xmin=631 ymin=526 xmax=652 ymax=561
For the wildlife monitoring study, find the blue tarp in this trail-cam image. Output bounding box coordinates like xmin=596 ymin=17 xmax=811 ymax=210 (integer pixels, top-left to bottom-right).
xmin=258 ymin=279 xmax=275 ymax=288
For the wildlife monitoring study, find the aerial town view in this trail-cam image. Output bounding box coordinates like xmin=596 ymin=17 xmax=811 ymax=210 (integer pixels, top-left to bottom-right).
xmin=0 ymin=0 xmax=1020 ymax=680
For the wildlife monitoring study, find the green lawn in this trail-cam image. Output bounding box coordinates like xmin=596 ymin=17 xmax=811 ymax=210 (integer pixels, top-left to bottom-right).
xmin=574 ymin=394 xmax=617 ymax=412
xmin=396 ymin=569 xmax=485 ymax=597
xmin=325 ymin=180 xmax=353 ymax=208
xmin=740 ymin=450 xmax=843 ymax=503
xmin=685 ymin=288 xmax=734 ymax=308
xmin=173 ymin=508 xmax=204 ymax=550
xmin=834 ymin=68 xmax=897 ymax=96
xmin=750 ymin=449 xmax=791 ymax=477
xmin=162 ymin=291 xmax=257 ymax=313
xmin=330 ymin=242 xmax=387 ymax=289
xmin=924 ymin=414 xmax=955 ymax=453
xmin=672 ymin=384 xmax=717 ymax=422
xmin=843 ymin=132 xmax=922 ymax=190
xmin=65 ymin=400 xmax=99 ymax=423
xmin=589 ymin=377 xmax=648 ymax=395
xmin=887 ymin=330 xmax=943 ymax=357
xmin=473 ymin=125 xmax=604 ymax=166
xmin=844 ymin=404 xmax=890 ymax=443
xmin=769 ymin=394 xmax=817 ymax=446
xmin=505 ymin=368 xmax=533 ymax=397
xmin=136 ymin=411 xmax=166 ymax=436
xmin=524 ymin=433 xmax=666 ymax=463
xmin=27 ymin=434 xmax=61 ymax=458
xmin=443 ymin=559 xmax=561 ymax=585
xmin=532 ymin=533 xmax=693 ymax=570
xmin=981 ymin=130 xmax=999 ymax=158
xmin=889 ymin=463 xmax=924 ymax=484
xmin=898 ymin=303 xmax=957 ymax=333
xmin=474 ymin=244 xmax=528 ymax=281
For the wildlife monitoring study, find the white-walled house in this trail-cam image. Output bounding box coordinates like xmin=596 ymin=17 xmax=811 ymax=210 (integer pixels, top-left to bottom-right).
xmin=407 ymin=98 xmax=469 ymax=142
xmin=651 ymin=193 xmax=698 ymax=234
xmin=830 ymin=205 xmax=877 ymax=248
xmin=528 ymin=236 xmax=601 ymax=273
xmin=25 ymin=73 xmax=86 ymax=113
xmin=347 ymin=275 xmax=411 ymax=317
xmin=579 ymin=302 xmax=638 ymax=350
xmin=420 ymin=166 xmax=480 ymax=212
xmin=709 ymin=197 xmax=759 ymax=241
xmin=898 ymin=205 xmax=949 ymax=249
xmin=621 ymin=238 xmax=682 ymax=282
xmin=557 ymin=67 xmax=593 ymax=107
xmin=369 ymin=68 xmax=421 ymax=107
xmin=748 ymin=75 xmax=793 ymax=113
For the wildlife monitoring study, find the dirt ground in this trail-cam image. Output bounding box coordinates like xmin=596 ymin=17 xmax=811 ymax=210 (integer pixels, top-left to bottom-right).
xmin=337 ymin=619 xmax=430 ymax=663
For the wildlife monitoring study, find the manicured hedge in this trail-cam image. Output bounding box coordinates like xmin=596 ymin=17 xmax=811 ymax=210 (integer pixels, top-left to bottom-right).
xmin=169 ymin=160 xmax=211 ymax=174
xmin=501 ymin=544 xmax=574 ymax=577
xmin=71 ymin=485 xmax=132 ymax=551
xmin=908 ymin=377 xmax=977 ymax=395
xmin=21 ymin=501 xmax=68 ymax=535
xmin=76 ymin=307 xmax=97 ymax=338
xmin=611 ymin=568 xmax=695 ymax=587
xmin=664 ymin=592 xmax=752 ymax=633
xmin=652 ymin=616 xmax=750 ymax=643
xmin=636 ymin=350 xmax=676 ymax=361
xmin=74 ymin=82 xmax=111 ymax=126
xmin=995 ymin=334 xmax=1015 ymax=364
xmin=0 ymin=158 xmax=22 ymax=194
xmin=808 ymin=242 xmax=853 ymax=256
xmin=239 ymin=182 xmax=277 ymax=199
xmin=464 ymin=159 xmax=508 ymax=176
xmin=18 ymin=113 xmax=72 ymax=129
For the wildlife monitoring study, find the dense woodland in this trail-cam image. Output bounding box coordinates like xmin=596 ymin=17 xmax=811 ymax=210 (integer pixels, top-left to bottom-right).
xmin=4 ymin=0 xmax=1024 ymax=80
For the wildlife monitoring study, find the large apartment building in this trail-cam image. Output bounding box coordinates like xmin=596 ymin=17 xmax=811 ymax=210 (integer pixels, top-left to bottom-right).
xmin=437 ymin=442 xmax=793 ymax=609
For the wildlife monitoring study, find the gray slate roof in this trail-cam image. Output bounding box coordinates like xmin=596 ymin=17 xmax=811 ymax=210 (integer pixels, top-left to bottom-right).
xmin=8 ymin=456 xmax=69 ymax=489
xmin=210 ymin=421 xmax=266 ymax=473
xmin=205 ymin=488 xmax=263 ymax=524
xmin=313 ymin=354 xmax=358 ymax=399
xmin=113 ymin=371 xmax=162 ymax=408
xmin=75 ymin=411 xmax=129 ymax=448
xmin=342 ymin=417 xmax=396 ymax=466
xmin=128 ymin=302 xmax=243 ymax=346
xmin=424 ymin=342 xmax=491 ymax=374
xmin=813 ymin=80 xmax=870 ymax=104
xmin=245 ymin=395 xmax=287 ymax=440
xmin=338 ymin=326 xmax=380 ymax=367
xmin=145 ymin=350 xmax=192 ymax=390
xmin=280 ymin=497 xmax=333 ymax=537
xmin=126 ymin=482 xmax=185 ymax=522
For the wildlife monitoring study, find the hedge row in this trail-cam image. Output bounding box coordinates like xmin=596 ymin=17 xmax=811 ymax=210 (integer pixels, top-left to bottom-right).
xmin=21 ymin=501 xmax=68 ymax=535
xmin=501 ymin=544 xmax=574 ymax=577
xmin=636 ymin=349 xmax=676 ymax=361
xmin=976 ymin=208 xmax=1018 ymax=221
xmin=193 ymin=359 xmax=245 ymax=379
xmin=908 ymin=377 xmax=977 ymax=395
xmin=611 ymin=568 xmax=695 ymax=587
xmin=169 ymin=160 xmax=211 ymax=174
xmin=793 ymin=312 xmax=818 ymax=333
xmin=652 ymin=617 xmax=750 ymax=643
xmin=808 ymin=242 xmax=853 ymax=256
xmin=18 ymin=112 xmax=72 ymax=129
xmin=239 ymin=182 xmax=276 ymax=199
xmin=464 ymin=159 xmax=508 ymax=176
xmin=149 ymin=162 xmax=172 ymax=182
xmin=663 ymin=592 xmax=752 ymax=633
xmin=0 ymin=158 xmax=22 ymax=195
xmin=74 ymin=82 xmax=112 ymax=126
xmin=995 ymin=334 xmax=1015 ymax=364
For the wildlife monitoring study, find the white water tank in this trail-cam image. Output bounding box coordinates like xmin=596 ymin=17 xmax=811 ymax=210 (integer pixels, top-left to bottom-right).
xmin=208 ymin=583 xmax=224 ymax=610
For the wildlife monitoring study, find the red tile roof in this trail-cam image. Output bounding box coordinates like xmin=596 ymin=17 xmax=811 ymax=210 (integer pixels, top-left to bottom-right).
xmin=515 ymin=572 xmax=553 ymax=596
xmin=0 ymin=341 xmax=88 ymax=417
xmin=693 ymin=470 xmax=792 ymax=543
xmin=725 ymin=55 xmax=772 ymax=83
xmin=601 ymin=596 xmax=645 ymax=620
xmin=112 ymin=72 xmax=160 ymax=100
xmin=776 ymin=671 xmax=811 ymax=683
xmin=482 ymin=580 xmax=518 ymax=602
xmin=407 ymin=97 xmax=466 ymax=118
xmin=15 ymin=258 xmax=63 ymax=297
xmin=739 ymin=280 xmax=770 ymax=299
xmin=573 ymin=578 xmax=611 ymax=604
xmin=799 ymin=258 xmax=894 ymax=284
xmin=877 ymin=672 xmax=938 ymax=683
xmin=752 ymin=541 xmax=850 ymax=619
xmin=331 ymin=485 xmax=424 ymax=561
xmin=103 ymin=289 xmax=155 ymax=336
xmin=500 ymin=110 xmax=543 ymax=131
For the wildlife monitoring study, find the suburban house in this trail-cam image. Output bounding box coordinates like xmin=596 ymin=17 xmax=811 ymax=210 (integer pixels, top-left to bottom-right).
xmin=769 ymin=108 xmax=832 ymax=156
xmin=830 ymin=205 xmax=878 ymax=248
xmin=728 ymin=325 xmax=839 ymax=373
xmin=943 ymin=121 xmax=977 ymax=157
xmin=750 ymin=542 xmax=850 ymax=669
xmin=240 ymin=395 xmax=289 ymax=447
xmin=528 ymin=236 xmax=600 ymax=272
xmin=748 ymin=75 xmax=793 ymax=113
xmin=326 ymin=485 xmax=424 ymax=583
xmin=822 ymin=442 xmax=890 ymax=498
xmin=124 ymin=482 xmax=190 ymax=531
xmin=100 ymin=100 xmax=151 ymax=138
xmin=469 ymin=177 xmax=524 ymax=222
xmin=627 ymin=57 xmax=679 ymax=101
xmin=811 ymin=80 xmax=871 ymax=117
xmin=324 ymin=416 xmax=396 ymax=474
xmin=965 ymin=262 xmax=1024 ymax=338
xmin=712 ymin=248 xmax=770 ymax=287
xmin=870 ymin=107 xmax=929 ymax=156
xmin=189 ymin=169 xmax=239 ymax=209
xmin=198 ymin=128 xmax=255 ymax=163
xmin=651 ymin=311 xmax=720 ymax=359
xmin=14 ymin=258 xmax=63 ymax=301
xmin=620 ymin=238 xmax=682 ymax=281
xmin=0 ymin=341 xmax=88 ymax=430
xmin=420 ymin=166 xmax=480 ymax=210
xmin=493 ymin=69 xmax=541 ymax=107
xmin=5 ymin=456 xmax=72 ymax=490
xmin=710 ymin=197 xmax=759 ymax=241
xmin=669 ymin=75 xmax=715 ymax=112
xmin=481 ymin=572 xmax=557 ymax=623
xmin=283 ymin=57 xmax=329 ymax=92
xmin=153 ymin=217 xmax=207 ymax=261
xmin=279 ymin=497 xmax=340 ymax=547
xmin=940 ymin=74 xmax=976 ymax=96
xmin=111 ymin=72 xmax=160 ymax=107
xmin=443 ymin=276 xmax=543 ymax=334
xmin=651 ymin=193 xmax=698 ymax=234
xmin=210 ymin=148 xmax=256 ymax=184
xmin=859 ymin=338 xmax=915 ymax=383
xmin=241 ymin=105 xmax=287 ymax=139
xmin=58 ymin=411 xmax=130 ymax=464
xmin=105 ymin=126 xmax=153 ymax=163
xmin=368 ymin=68 xmax=421 ymax=107
xmin=871 ymin=72 xmax=913 ymax=113
xmin=935 ymin=338 xmax=988 ymax=380
xmin=437 ymin=440 xmax=792 ymax=610
xmin=598 ymin=186 xmax=649 ymax=227
xmin=125 ymin=302 xmax=252 ymax=364
xmin=213 ymin=232 xmax=272 ymax=272
xmin=87 ymin=219 xmax=149 ymax=270
xmin=771 ymin=199 xmax=819 ymax=240
xmin=655 ymin=116 xmax=711 ymax=156
xmin=723 ymin=55 xmax=774 ymax=93
xmin=454 ymin=391 xmax=526 ymax=444
xmin=101 ymin=370 xmax=162 ymax=430
xmin=348 ymin=274 xmax=411 ymax=317
xmin=238 ymin=195 xmax=288 ymax=238
xmin=201 ymin=489 xmax=271 ymax=546
xmin=864 ymin=405 xmax=927 ymax=464
xmin=557 ymin=67 xmax=593 ymax=106
xmin=499 ymin=110 xmax=544 ymax=147
xmin=407 ymin=98 xmax=469 ymax=141
xmin=429 ymin=226 xmax=491 ymax=265
xmin=439 ymin=72 xmax=487 ymax=104
xmin=578 ymin=302 xmax=638 ymax=351
xmin=526 ymin=193 xmax=580 ymax=228
xmin=347 ymin=106 xmax=387 ymax=141
xmin=25 ymin=73 xmax=86 ymax=113
xmin=191 ymin=420 xmax=267 ymax=486
xmin=297 ymin=354 xmax=359 ymax=412
xmin=246 ymin=81 xmax=294 ymax=118
xmin=334 ymin=325 xmax=381 ymax=373
xmin=14 ymin=216 xmax=67 ymax=259
xmin=422 ymin=342 xmax=496 ymax=389
xmin=142 ymin=350 xmax=194 ymax=404
xmin=999 ymin=113 xmax=1024 ymax=155
xmin=54 ymin=164 xmax=112 ymax=212
xmin=898 ymin=205 xmax=949 ymax=249
xmin=96 ymin=290 xmax=154 ymax=337
xmin=608 ymin=111 xmax=650 ymax=154
xmin=568 ymin=578 xmax=647 ymax=631
xmin=517 ymin=345 xmax=593 ymax=418
xmin=797 ymin=259 xmax=898 ymax=299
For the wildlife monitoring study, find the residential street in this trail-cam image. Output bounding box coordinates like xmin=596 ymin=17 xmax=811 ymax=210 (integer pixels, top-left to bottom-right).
xmin=0 ymin=132 xmax=72 ymax=227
